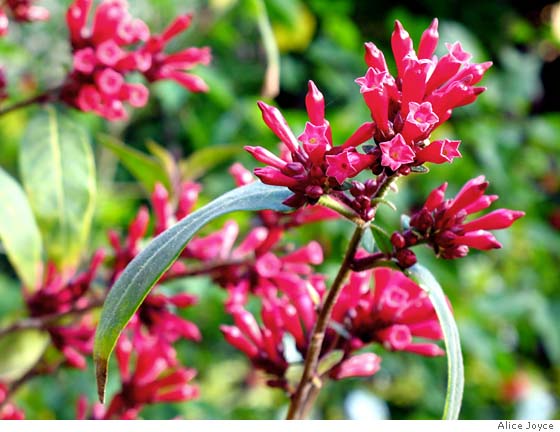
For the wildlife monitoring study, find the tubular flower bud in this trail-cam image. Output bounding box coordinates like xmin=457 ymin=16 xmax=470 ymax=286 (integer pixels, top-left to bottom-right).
xmin=400 ymin=177 xmax=524 ymax=258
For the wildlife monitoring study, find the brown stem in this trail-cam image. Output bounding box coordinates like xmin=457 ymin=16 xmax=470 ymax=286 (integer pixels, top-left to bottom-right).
xmin=0 ymin=299 xmax=104 ymax=339
xmin=286 ymin=224 xmax=366 ymax=419
xmin=0 ymin=88 xmax=60 ymax=117
xmin=285 ymin=174 xmax=398 ymax=420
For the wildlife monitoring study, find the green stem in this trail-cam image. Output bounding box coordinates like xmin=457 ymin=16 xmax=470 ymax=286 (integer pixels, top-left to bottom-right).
xmin=318 ymin=194 xmax=362 ymax=224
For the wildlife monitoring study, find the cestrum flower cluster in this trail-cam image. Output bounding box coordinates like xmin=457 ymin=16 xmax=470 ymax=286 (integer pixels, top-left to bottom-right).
xmin=391 ymin=176 xmax=525 ymax=260
xmin=246 ymin=19 xmax=492 ymax=210
xmin=0 ymin=0 xmax=49 ymax=37
xmin=60 ymin=0 xmax=210 ymax=120
xmin=221 ymin=266 xmax=444 ymax=388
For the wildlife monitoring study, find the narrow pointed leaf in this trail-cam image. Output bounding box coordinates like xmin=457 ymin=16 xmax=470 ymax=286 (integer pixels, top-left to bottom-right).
xmin=407 ymin=264 xmax=464 ymax=420
xmin=179 ymin=145 xmax=240 ymax=180
xmin=99 ymin=134 xmax=172 ymax=193
xmin=94 ymin=181 xmax=291 ymax=402
xmin=19 ymin=108 xmax=96 ymax=271
xmin=0 ymin=167 xmax=43 ymax=289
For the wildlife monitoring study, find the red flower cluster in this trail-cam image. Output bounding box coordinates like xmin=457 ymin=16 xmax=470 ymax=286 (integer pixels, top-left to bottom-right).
xmin=77 ymin=330 xmax=198 ymax=419
xmin=246 ymin=19 xmax=491 ymax=209
xmin=0 ymin=0 xmax=49 ymax=37
xmin=0 ymin=383 xmax=25 ymax=419
xmin=355 ymin=19 xmax=490 ymax=172
xmin=391 ymin=176 xmax=525 ymax=260
xmin=60 ymin=0 xmax=210 ymax=120
xmin=25 ymin=251 xmax=105 ymax=368
xmin=221 ymin=266 xmax=444 ymax=387
xmin=247 ymin=81 xmax=376 ymax=207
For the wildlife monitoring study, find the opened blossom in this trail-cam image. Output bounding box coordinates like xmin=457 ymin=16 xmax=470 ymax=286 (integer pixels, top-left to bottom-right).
xmin=354 ymin=19 xmax=491 ymax=172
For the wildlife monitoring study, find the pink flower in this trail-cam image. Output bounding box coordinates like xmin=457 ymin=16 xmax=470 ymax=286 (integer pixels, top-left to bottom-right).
xmin=400 ymin=101 xmax=439 ymax=143
xmin=0 ymin=383 xmax=25 ymax=419
xmin=416 ymin=139 xmax=461 ymax=164
xmin=326 ymin=151 xmax=364 ymax=184
xmin=334 ymin=267 xmax=445 ymax=357
xmin=298 ymin=122 xmax=331 ymax=163
xmin=99 ymin=331 xmax=199 ymax=419
xmin=379 ymin=134 xmax=415 ymax=171
xmin=141 ymin=15 xmax=211 ymax=92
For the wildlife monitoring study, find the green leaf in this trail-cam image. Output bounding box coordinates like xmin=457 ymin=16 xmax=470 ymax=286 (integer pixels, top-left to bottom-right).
xmin=99 ymin=134 xmax=172 ymax=193
xmin=407 ymin=264 xmax=464 ymax=420
xmin=94 ymin=181 xmax=292 ymax=402
xmin=361 ymin=227 xmax=375 ymax=253
xmin=0 ymin=329 xmax=49 ymax=382
xmin=19 ymin=108 xmax=96 ymax=271
xmin=146 ymin=140 xmax=180 ymax=191
xmin=0 ymin=167 xmax=43 ymax=289
xmin=317 ymin=350 xmax=344 ymax=376
xmin=179 ymin=145 xmax=240 ymax=180
xmin=370 ymin=224 xmax=393 ymax=255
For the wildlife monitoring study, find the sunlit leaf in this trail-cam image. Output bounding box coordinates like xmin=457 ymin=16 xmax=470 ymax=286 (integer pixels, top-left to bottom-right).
xmin=180 ymin=145 xmax=240 ymax=180
xmin=0 ymin=167 xmax=43 ymax=289
xmin=0 ymin=329 xmax=49 ymax=382
xmin=99 ymin=134 xmax=171 ymax=193
xmin=20 ymin=107 xmax=96 ymax=271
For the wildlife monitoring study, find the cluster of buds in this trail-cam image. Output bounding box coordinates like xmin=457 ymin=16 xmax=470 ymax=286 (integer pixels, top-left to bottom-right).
xmin=60 ymin=0 xmax=210 ymax=120
xmin=246 ymin=80 xmax=375 ymax=208
xmin=221 ymin=266 xmax=444 ymax=387
xmin=246 ymin=19 xmax=491 ymax=210
xmin=388 ymin=176 xmax=525 ymax=261
xmin=25 ymin=251 xmax=105 ymax=368
xmin=0 ymin=0 xmax=49 ymax=37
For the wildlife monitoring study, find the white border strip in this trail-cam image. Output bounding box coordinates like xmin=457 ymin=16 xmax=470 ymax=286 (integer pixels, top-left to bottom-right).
xmin=0 ymin=420 xmax=558 ymax=432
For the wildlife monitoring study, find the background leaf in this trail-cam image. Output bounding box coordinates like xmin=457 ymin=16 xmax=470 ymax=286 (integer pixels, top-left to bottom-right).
xmin=99 ymin=134 xmax=172 ymax=193
xmin=180 ymin=145 xmax=241 ymax=180
xmin=408 ymin=263 xmax=464 ymax=420
xmin=19 ymin=108 xmax=96 ymax=271
xmin=94 ymin=181 xmax=292 ymax=402
xmin=0 ymin=167 xmax=43 ymax=290
xmin=0 ymin=329 xmax=49 ymax=382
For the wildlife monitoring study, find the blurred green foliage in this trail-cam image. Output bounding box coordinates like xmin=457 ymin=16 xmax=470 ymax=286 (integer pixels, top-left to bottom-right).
xmin=0 ymin=0 xmax=559 ymax=420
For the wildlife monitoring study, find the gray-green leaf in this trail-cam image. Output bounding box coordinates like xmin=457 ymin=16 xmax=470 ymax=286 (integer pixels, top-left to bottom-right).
xmin=407 ymin=264 xmax=464 ymax=420
xmin=94 ymin=181 xmax=292 ymax=402
xmin=19 ymin=107 xmax=96 ymax=271
xmin=0 ymin=167 xmax=43 ymax=289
